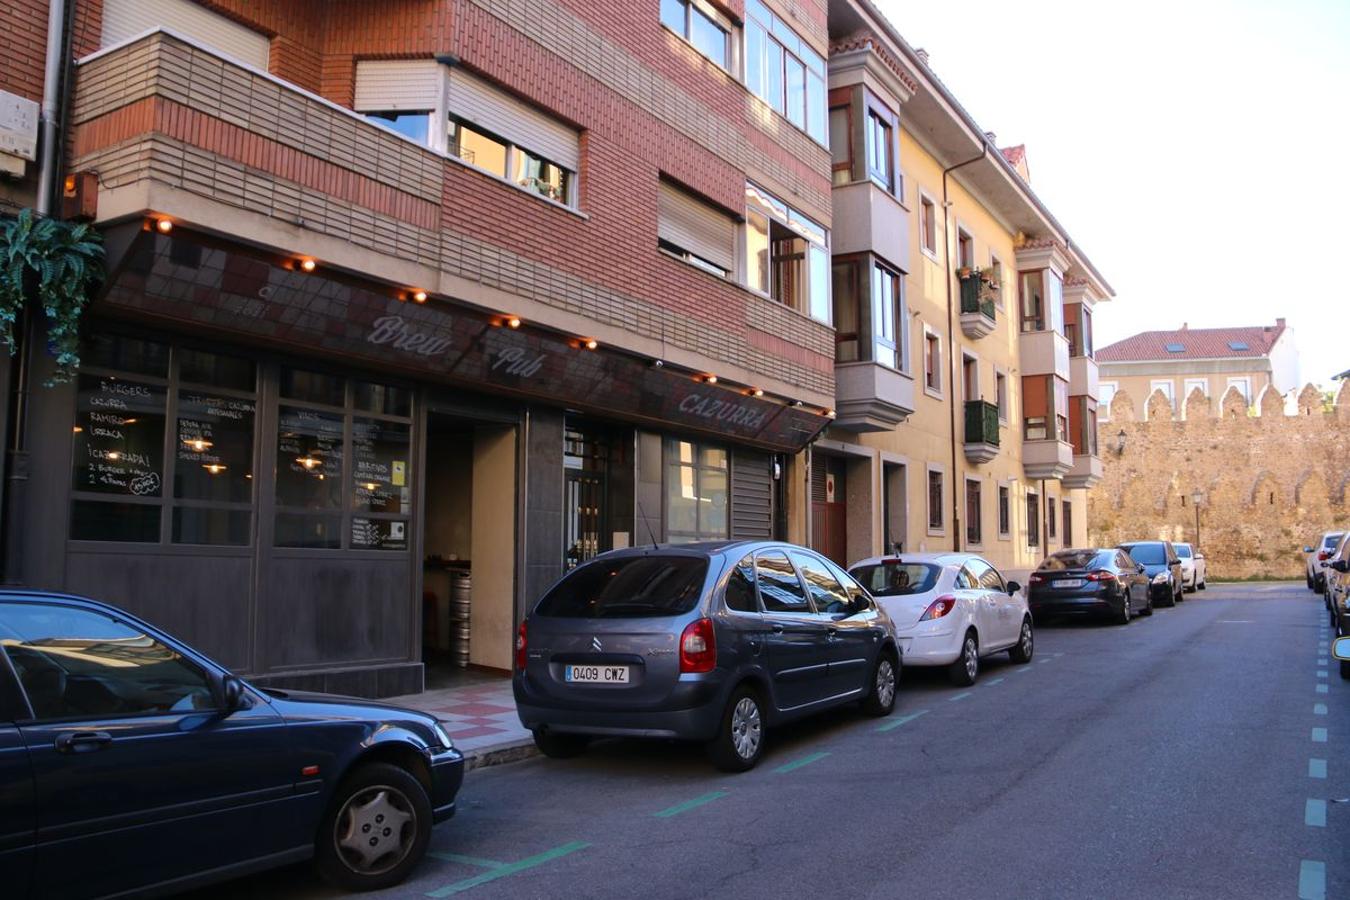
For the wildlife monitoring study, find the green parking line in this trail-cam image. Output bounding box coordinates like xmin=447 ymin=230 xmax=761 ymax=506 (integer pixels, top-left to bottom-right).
xmin=948 ymin=691 xmax=972 ymax=702
xmin=653 ymin=791 xmax=728 ymax=818
xmin=773 ymin=751 xmax=831 ymax=774
xmin=428 ymin=852 xmax=506 ymax=869
xmin=983 ymin=677 xmax=1005 ymax=686
xmin=877 ymin=709 xmax=929 ymax=732
xmin=425 ymin=842 xmax=588 ymax=897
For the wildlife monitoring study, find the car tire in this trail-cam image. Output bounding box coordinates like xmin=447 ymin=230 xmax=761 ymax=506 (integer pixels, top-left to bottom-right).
xmin=315 ymin=762 xmax=433 ymax=893
xmin=1157 ymin=587 xmax=1175 ymax=608
xmin=1115 ymin=595 xmax=1132 ymax=625
xmin=1198 ymin=578 xmax=1206 ymax=591
xmin=1341 ymin=660 xmax=1350 ymax=682
xmin=1308 ymin=573 xmax=1315 ymax=590
xmin=949 ymin=631 xmax=979 ymax=686
xmin=860 ymin=650 xmax=899 ymax=717
xmin=1174 ymin=581 xmax=1184 ymax=603
xmin=532 ymin=729 xmax=589 ymax=760
xmin=1008 ymin=618 xmax=1034 ymax=663
xmin=707 ymin=685 xmax=765 ymax=772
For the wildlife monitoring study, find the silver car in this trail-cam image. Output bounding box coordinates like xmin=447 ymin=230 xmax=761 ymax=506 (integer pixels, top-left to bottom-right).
xmin=514 ymin=541 xmax=901 ymax=771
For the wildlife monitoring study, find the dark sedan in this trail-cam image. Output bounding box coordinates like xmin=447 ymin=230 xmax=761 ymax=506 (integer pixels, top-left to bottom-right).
xmin=0 ymin=591 xmax=464 ymax=899
xmin=1028 ymin=548 xmax=1152 ymax=624
xmin=1118 ymin=540 xmax=1185 ymax=607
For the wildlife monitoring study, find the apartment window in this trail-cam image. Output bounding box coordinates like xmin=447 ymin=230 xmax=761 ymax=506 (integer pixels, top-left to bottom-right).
xmin=1026 ymin=491 xmax=1040 ymax=547
xmin=666 ymin=439 xmax=729 ymax=543
xmin=745 ymin=0 xmax=827 ymax=143
xmin=924 ymin=329 xmax=942 ymax=394
xmin=871 ymin=263 xmax=902 ymax=369
xmin=829 ymin=105 xmax=852 ymax=186
xmin=995 ymin=370 xmax=1009 ymax=422
xmin=1024 ymin=375 xmax=1068 ymax=441
xmin=101 ymin=0 xmax=270 ymax=69
xmin=1063 ymin=500 xmax=1073 ymax=546
xmin=920 ymin=195 xmax=937 ymax=255
xmin=966 ymin=479 xmax=982 ymax=545
xmin=1099 ymin=382 xmax=1117 ymax=420
xmin=1047 ymin=269 xmax=1065 ymax=333
xmin=957 ymin=229 xmax=974 ymax=269
xmin=989 ymin=255 xmax=1005 ymax=309
xmin=660 ymin=0 xmax=731 ymax=70
xmin=1019 ymin=270 xmax=1045 ymax=332
xmin=1081 ymin=305 xmax=1093 ymax=356
xmin=1065 ymin=303 xmax=1094 ymax=358
xmin=927 ymin=469 xmax=944 ymax=532
xmin=833 ymin=257 xmax=905 ymax=369
xmin=962 ymin=354 xmax=978 ymax=404
xmin=998 ymin=485 xmax=1011 ymax=537
xmin=1070 ymin=396 xmax=1099 ymax=456
xmin=658 ymin=180 xmax=737 ymax=278
xmin=746 ymin=182 xmax=830 ymax=323
xmin=865 ymin=110 xmax=894 ymax=191
xmin=364 ymin=111 xmax=432 ymax=145
xmin=1047 ymin=496 xmax=1057 ymax=540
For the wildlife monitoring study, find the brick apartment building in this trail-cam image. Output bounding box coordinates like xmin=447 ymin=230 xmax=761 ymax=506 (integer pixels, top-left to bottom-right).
xmin=0 ymin=0 xmax=1113 ymax=696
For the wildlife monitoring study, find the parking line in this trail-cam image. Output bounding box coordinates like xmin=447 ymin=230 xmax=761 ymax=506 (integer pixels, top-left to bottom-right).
xmin=425 ymin=842 xmax=589 ymax=897
xmin=1014 ymin=666 xmax=1034 ymax=674
xmin=653 ymin=791 xmax=728 ymax=818
xmin=1316 ymin=671 xmax=1327 ymax=679
xmin=1317 ymin=658 xmax=1328 ymax=666
xmin=428 ymin=852 xmax=506 ymax=869
xmin=1316 ymin=684 xmax=1329 ymax=694
xmin=877 ymin=709 xmax=929 ymax=732
xmin=1299 ymin=860 xmax=1326 ymax=900
xmin=1037 ymin=658 xmax=1052 ymax=664
xmin=1309 ymin=759 xmax=1327 ymax=779
xmin=983 ymin=677 xmax=1005 ymax=687
xmin=773 ymin=751 xmax=830 ymax=774
xmin=948 ymin=691 xmax=972 ymax=702
xmin=1314 ymin=703 xmax=1328 ymax=716
xmin=1312 ymin=728 xmax=1328 ymax=743
xmin=1305 ymin=799 xmax=1327 ymax=827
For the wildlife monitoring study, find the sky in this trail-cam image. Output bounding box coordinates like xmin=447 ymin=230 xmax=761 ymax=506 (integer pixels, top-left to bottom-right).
xmin=874 ymin=0 xmax=1350 ymax=388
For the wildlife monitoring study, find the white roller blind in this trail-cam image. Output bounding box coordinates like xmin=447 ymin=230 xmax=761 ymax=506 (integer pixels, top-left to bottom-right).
xmin=354 ymin=60 xmax=444 ymax=112
xmin=447 ymin=69 xmax=578 ymax=172
xmin=101 ymin=0 xmax=270 ymax=71
xmin=658 ymin=182 xmax=736 ymax=273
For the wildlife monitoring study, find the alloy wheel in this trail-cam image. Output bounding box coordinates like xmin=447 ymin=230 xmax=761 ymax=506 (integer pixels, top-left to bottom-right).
xmin=964 ymin=637 xmax=978 ymax=681
xmin=333 ymin=785 xmax=417 ymax=876
xmin=875 ymin=658 xmax=897 ymax=709
xmin=1019 ymin=622 xmax=1033 ymax=657
xmin=731 ymin=695 xmax=762 ymax=760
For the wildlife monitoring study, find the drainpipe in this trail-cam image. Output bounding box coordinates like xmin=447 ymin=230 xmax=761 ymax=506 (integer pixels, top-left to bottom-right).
xmin=941 ymin=142 xmax=987 ymax=550
xmin=4 ymin=0 xmax=69 ymax=585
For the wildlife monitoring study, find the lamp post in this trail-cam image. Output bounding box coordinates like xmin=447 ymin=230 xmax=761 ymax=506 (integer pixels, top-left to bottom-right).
xmin=1115 ymin=428 xmax=1127 ymax=456
xmin=1191 ymin=491 xmax=1204 ymax=547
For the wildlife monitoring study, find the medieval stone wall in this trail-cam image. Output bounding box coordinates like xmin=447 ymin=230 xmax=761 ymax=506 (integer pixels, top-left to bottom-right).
xmin=1088 ymin=380 xmax=1350 ymax=580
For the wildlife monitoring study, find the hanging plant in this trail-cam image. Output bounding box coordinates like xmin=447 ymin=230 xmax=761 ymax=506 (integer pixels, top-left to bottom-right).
xmin=0 ymin=208 xmax=105 ymax=385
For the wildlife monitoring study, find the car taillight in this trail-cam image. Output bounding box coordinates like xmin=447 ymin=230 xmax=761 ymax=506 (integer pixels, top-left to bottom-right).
xmin=679 ymin=618 xmax=717 ymax=673
xmin=515 ymin=620 xmax=527 ymax=671
xmin=1029 ymin=573 xmax=1045 ymax=584
xmin=1319 ymin=551 xmax=1331 ymax=561
xmin=919 ymin=595 xmax=957 ymax=621
xmin=1086 ymin=570 xmax=1117 ymax=582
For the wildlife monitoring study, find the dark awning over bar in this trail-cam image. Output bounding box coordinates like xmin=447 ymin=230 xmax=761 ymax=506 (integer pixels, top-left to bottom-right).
xmin=95 ymin=227 xmax=830 ymax=453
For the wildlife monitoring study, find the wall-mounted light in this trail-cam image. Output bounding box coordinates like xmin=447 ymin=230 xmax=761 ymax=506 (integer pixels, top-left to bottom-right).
xmin=299 ymin=258 xmax=317 ymax=273
xmin=412 ymin=290 xmax=428 ymax=304
xmin=155 ymin=218 xmax=173 ymax=234
xmin=1114 ymin=428 xmax=1127 ymax=456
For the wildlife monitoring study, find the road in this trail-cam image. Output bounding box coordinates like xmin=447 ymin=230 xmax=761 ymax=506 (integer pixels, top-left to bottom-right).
xmin=188 ymin=582 xmax=1347 ymax=900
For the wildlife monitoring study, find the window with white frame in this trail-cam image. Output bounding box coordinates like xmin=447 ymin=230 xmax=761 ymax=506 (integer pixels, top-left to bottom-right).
xmin=927 ymin=468 xmax=944 ymax=533
xmin=988 ymin=254 xmax=1005 ymax=309
xmin=1227 ymin=377 xmax=1251 ymax=402
xmin=660 ymin=0 xmax=733 ymax=71
xmin=1183 ymin=378 xmax=1207 ymax=401
xmin=745 ymin=182 xmax=830 ymax=323
xmin=995 ymin=369 xmax=1009 ymax=422
xmin=744 ymin=0 xmax=827 ymax=144
xmin=1150 ymin=379 xmax=1175 ymax=412
xmin=923 ymin=328 xmax=942 ymax=395
xmin=919 ymin=194 xmax=937 ymax=256
xmin=657 ymin=180 xmax=737 ymax=278
xmin=966 ymin=478 xmax=982 ymax=545
xmin=998 ymin=484 xmax=1011 ymax=537
xmin=1099 ymin=381 xmax=1117 ymax=420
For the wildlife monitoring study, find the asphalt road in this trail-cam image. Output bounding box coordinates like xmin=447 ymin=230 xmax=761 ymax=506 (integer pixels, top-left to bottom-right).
xmin=188 ymin=581 xmax=1347 ymax=900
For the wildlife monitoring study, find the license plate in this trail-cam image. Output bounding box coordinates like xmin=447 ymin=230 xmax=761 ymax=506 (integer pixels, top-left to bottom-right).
xmin=564 ymin=664 xmax=630 ymax=684
xmin=1054 ymin=579 xmax=1084 ymax=589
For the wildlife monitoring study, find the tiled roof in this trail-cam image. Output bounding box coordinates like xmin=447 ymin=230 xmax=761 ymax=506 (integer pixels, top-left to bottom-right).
xmin=1097 ymin=322 xmax=1287 ymax=362
xmin=1001 ymin=145 xmax=1025 ymax=166
xmin=829 ymin=31 xmax=920 ymax=94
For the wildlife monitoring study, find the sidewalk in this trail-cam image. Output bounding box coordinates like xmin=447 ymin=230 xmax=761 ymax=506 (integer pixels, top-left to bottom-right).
xmin=386 ymin=676 xmax=536 ymax=769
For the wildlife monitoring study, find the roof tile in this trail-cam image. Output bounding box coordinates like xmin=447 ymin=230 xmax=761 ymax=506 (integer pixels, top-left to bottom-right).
xmin=1097 ymin=322 xmax=1286 ymax=362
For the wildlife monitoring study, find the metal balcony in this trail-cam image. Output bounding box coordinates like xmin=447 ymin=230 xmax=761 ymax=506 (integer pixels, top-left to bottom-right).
xmin=958 ymin=270 xmax=997 ymax=339
xmin=963 ymin=400 xmax=1000 ymax=464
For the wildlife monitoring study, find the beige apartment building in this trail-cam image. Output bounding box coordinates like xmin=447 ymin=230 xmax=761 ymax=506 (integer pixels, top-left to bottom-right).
xmin=1097 ymin=320 xmax=1299 ymax=420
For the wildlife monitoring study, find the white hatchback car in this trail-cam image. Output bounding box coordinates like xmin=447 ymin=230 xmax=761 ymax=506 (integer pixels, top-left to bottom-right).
xmin=849 ymin=553 xmax=1033 ymax=686
xmin=1174 ymin=542 xmax=1207 ymax=592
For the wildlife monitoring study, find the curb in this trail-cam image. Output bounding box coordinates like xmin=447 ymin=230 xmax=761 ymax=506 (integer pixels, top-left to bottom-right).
xmin=464 ymin=738 xmax=538 ymax=771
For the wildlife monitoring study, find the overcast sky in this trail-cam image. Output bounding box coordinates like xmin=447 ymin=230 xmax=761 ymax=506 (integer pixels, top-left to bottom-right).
xmin=875 ymin=0 xmax=1350 ymax=388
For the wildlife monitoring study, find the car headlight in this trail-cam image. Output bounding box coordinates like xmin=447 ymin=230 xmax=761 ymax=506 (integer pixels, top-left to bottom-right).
xmin=1152 ymin=572 xmax=1169 ymax=584
xmin=431 ymin=721 xmax=455 ymax=750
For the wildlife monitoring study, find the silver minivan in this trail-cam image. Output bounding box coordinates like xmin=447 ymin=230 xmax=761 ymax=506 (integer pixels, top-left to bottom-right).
xmin=514 ymin=541 xmax=901 ymax=771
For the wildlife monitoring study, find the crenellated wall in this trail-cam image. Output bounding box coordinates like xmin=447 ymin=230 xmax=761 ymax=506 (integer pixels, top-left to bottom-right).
xmin=1088 ymin=380 xmax=1350 ymax=580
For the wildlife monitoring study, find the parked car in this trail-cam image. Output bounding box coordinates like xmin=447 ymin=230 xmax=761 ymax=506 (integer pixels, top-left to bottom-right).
xmin=1305 ymin=531 xmax=1345 ymax=594
xmin=514 ymin=542 xmax=900 ymax=772
xmin=1174 ymin=542 xmax=1207 ymax=592
xmin=1027 ymin=548 xmax=1152 ymax=624
xmin=0 ymin=591 xmax=464 ymax=898
xmin=848 ymin=552 xmax=1032 ymax=687
xmin=1117 ymin=540 xmax=1184 ymax=607
xmin=1325 ymin=532 xmax=1350 ymax=643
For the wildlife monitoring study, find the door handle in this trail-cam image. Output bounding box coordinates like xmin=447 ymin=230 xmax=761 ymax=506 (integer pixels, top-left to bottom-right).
xmin=826 ymin=627 xmax=838 ymax=639
xmin=54 ymin=731 xmax=113 ymax=754
xmin=771 ymin=624 xmax=784 ymax=634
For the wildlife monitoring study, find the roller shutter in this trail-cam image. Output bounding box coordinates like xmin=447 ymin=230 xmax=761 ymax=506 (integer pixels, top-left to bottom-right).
xmin=657 ymin=182 xmax=737 ymax=274
xmin=447 ymin=69 xmax=579 ymax=171
xmin=101 ymin=0 xmax=270 ymax=70
xmin=730 ymin=450 xmax=774 ymax=540
xmin=354 ymin=60 xmax=444 ymax=112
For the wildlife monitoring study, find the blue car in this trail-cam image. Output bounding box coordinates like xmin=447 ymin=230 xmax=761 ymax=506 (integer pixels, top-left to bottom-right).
xmin=0 ymin=591 xmax=464 ymax=898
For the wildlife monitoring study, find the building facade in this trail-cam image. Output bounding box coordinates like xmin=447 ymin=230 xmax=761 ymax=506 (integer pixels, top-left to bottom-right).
xmin=1 ymin=0 xmax=1114 ymax=696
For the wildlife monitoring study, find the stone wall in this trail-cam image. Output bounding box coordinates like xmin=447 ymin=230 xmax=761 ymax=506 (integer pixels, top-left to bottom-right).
xmin=1088 ymin=380 xmax=1350 ymax=580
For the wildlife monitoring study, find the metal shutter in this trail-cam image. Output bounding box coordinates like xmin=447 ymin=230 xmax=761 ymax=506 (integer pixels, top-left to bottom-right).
xmin=731 ymin=450 xmax=774 ymax=540
xmin=657 ymin=182 xmax=737 ymax=273
xmin=447 ymin=69 xmax=578 ymax=171
xmin=101 ymin=0 xmax=270 ymax=70
xmin=354 ymin=60 xmax=444 ymax=112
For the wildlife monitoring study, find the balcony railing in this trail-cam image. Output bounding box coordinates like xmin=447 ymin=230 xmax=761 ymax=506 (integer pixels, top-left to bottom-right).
xmin=958 ymin=268 xmax=997 ymax=339
xmin=963 ymin=399 xmax=1000 ymax=463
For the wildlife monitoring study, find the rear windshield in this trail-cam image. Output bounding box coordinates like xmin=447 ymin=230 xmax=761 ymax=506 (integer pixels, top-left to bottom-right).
xmin=1040 ymin=550 xmax=1109 ymax=571
xmin=534 ymin=556 xmax=708 ymax=618
xmin=1121 ymin=543 xmax=1165 ymax=564
xmin=1175 ymin=544 xmax=1193 ymax=558
xmin=850 ymin=561 xmax=941 ymax=597
xmin=1325 ymin=534 xmax=1345 ymax=549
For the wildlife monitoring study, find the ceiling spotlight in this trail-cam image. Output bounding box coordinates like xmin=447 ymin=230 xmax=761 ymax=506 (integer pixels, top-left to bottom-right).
xmin=155 ymin=218 xmax=173 ymax=234
xmin=202 ymin=463 xmax=227 ymax=475
xmin=506 ymin=316 xmax=521 ymax=329
xmin=296 ymin=455 xmax=322 ymax=470
xmin=751 ymin=388 xmax=764 ymax=398
xmin=825 ymin=408 xmax=837 ymax=418
xmin=299 ymin=258 xmax=317 ymax=273
xmin=583 ymin=338 xmax=598 ymax=351
xmin=183 ymin=438 xmax=213 ymax=452
xmin=652 ymin=359 xmax=665 ymax=369
xmin=704 ymin=374 xmax=718 ymax=385
xmin=791 ymin=400 xmax=803 ymax=408
xmin=413 ymin=290 xmax=428 ymax=303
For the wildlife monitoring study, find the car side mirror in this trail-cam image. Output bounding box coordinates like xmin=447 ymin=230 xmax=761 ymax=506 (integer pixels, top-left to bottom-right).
xmin=1005 ymin=581 xmax=1021 ymax=595
xmin=1304 ymin=546 xmax=1315 ymax=554
xmin=1137 ymin=564 xmax=1145 ymax=574
xmin=215 ymin=673 xmax=247 ymax=712
xmin=1333 ymin=560 xmax=1350 ymax=573
xmin=1334 ymin=636 xmax=1350 ymax=661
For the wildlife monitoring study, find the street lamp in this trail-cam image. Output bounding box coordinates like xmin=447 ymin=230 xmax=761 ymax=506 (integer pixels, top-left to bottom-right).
xmin=1114 ymin=428 xmax=1127 ymax=456
xmin=1191 ymin=491 xmax=1204 ymax=547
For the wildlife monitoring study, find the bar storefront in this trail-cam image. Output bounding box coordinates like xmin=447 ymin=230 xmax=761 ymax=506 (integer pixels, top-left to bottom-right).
xmin=19 ymin=226 xmax=829 ymax=696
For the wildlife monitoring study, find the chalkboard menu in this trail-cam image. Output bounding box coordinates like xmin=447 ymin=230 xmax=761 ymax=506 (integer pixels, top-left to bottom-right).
xmin=352 ymin=418 xmax=411 ymax=514
xmin=176 ymin=392 xmax=255 ymax=502
xmin=275 ymin=406 xmax=343 ymax=509
xmin=72 ymin=374 xmax=167 ymax=496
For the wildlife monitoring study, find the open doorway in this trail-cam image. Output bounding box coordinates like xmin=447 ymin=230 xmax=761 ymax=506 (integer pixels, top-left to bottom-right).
xmin=422 ymin=412 xmax=517 ymax=690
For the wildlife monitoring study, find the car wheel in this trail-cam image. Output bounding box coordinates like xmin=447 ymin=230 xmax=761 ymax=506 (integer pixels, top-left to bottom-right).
xmin=532 ymin=729 xmax=589 ymax=759
xmin=315 ymin=762 xmax=432 ymax=892
xmin=1308 ymin=573 xmax=1315 ymax=590
xmin=949 ymin=631 xmax=979 ymax=686
xmin=861 ymin=650 xmax=899 ymax=717
xmin=1342 ymin=660 xmax=1350 ymax=682
xmin=707 ymin=685 xmax=765 ymax=772
xmin=1198 ymin=577 xmax=1206 ymax=591
xmin=1115 ymin=595 xmax=1132 ymax=625
xmin=1174 ymin=580 xmax=1184 ymax=603
xmin=1008 ymin=618 xmax=1034 ymax=663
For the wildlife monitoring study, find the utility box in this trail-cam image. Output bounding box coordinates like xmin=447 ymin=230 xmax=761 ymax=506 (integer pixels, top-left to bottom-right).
xmin=0 ymin=89 xmax=40 ymax=178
